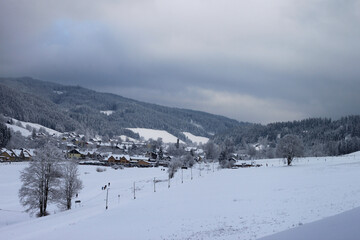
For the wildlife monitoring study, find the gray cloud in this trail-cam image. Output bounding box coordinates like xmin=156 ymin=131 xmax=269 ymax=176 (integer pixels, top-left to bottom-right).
xmin=1 ymin=0 xmax=360 ymax=123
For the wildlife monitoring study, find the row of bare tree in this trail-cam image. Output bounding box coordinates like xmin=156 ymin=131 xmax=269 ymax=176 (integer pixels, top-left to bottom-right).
xmin=19 ymin=144 xmax=83 ymax=217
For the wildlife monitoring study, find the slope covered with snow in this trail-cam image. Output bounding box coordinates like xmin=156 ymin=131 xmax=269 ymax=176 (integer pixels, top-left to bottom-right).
xmin=5 ymin=124 xmax=32 ymax=137
xmin=127 ymin=128 xmax=184 ymax=144
xmin=1 ymin=156 xmax=360 ymax=239
xmin=6 ymin=118 xmax=62 ymax=137
xmin=183 ymin=132 xmax=209 ymax=144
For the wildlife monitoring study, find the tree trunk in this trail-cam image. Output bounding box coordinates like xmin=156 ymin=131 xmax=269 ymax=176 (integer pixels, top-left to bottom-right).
xmin=67 ymin=198 xmax=71 ymax=210
xmin=287 ymin=156 xmax=292 ymax=166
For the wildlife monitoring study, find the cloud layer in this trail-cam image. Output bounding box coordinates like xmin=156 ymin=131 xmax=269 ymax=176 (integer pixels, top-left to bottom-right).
xmin=1 ymin=0 xmax=360 ymax=123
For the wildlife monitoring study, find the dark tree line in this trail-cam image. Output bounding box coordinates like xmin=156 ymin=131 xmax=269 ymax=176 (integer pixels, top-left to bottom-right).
xmin=214 ymin=116 xmax=360 ymax=157
xmin=0 ymin=122 xmax=11 ymax=147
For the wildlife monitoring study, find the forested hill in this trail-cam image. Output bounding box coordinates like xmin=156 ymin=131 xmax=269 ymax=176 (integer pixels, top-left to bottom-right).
xmin=0 ymin=77 xmax=244 ymax=139
xmin=214 ymin=116 xmax=360 ymax=156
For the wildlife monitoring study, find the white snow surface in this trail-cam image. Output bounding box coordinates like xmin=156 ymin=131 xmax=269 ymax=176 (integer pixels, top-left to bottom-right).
xmin=100 ymin=110 xmax=114 ymax=116
xmin=6 ymin=118 xmax=62 ymax=137
xmin=258 ymin=206 xmax=360 ymax=240
xmin=183 ymin=132 xmax=209 ymax=144
xmin=1 ymin=156 xmax=360 ymax=240
xmin=119 ymin=135 xmax=138 ymax=143
xmin=127 ymin=128 xmax=184 ymax=144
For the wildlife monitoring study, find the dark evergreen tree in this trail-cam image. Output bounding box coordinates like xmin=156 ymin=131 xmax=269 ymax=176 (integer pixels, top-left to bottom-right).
xmin=0 ymin=123 xmax=11 ymax=147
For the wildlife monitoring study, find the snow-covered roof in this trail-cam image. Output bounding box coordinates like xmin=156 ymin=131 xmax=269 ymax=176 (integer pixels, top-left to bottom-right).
xmin=108 ymin=154 xmax=130 ymax=160
xmin=12 ymin=149 xmax=22 ymax=156
xmin=130 ymin=156 xmax=150 ymax=161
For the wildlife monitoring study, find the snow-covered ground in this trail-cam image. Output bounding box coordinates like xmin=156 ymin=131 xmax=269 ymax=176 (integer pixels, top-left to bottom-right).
xmin=127 ymin=128 xmax=184 ymax=144
xmin=100 ymin=110 xmax=114 ymax=116
xmin=183 ymin=132 xmax=209 ymax=144
xmin=6 ymin=118 xmax=62 ymax=137
xmin=258 ymin=206 xmax=360 ymax=240
xmin=1 ymin=155 xmax=360 ymax=240
xmin=119 ymin=135 xmax=138 ymax=143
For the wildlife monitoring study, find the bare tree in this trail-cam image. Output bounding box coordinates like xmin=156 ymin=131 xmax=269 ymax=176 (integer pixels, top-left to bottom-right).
xmin=6 ymin=130 xmax=25 ymax=149
xmin=168 ymin=157 xmax=183 ymax=179
xmin=276 ymin=134 xmax=304 ymax=166
xmin=204 ymin=140 xmax=219 ymax=161
xmin=19 ymin=144 xmax=63 ymax=217
xmin=59 ymin=160 xmax=83 ymax=210
xmin=183 ymin=152 xmax=195 ymax=168
xmin=247 ymin=144 xmax=257 ymax=159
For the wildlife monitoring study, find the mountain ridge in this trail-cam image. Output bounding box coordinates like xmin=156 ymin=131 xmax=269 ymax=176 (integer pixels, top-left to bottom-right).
xmin=0 ymin=77 xmax=245 ymax=140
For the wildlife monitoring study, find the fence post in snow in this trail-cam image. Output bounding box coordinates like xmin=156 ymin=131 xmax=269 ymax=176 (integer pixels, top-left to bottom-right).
xmin=106 ymin=187 xmax=109 ymax=210
xmin=168 ymin=176 xmax=170 ymax=188
xmin=133 ymin=182 xmax=136 ymax=199
xmin=191 ymin=167 xmax=193 ymax=180
xmin=154 ymin=177 xmax=156 ymax=192
xmin=199 ymin=163 xmax=202 ymax=177
xmin=181 ymin=168 xmax=183 ymax=183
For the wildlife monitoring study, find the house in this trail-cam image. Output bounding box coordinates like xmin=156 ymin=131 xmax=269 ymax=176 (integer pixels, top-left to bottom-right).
xmin=145 ymin=152 xmax=158 ymax=160
xmin=136 ymin=160 xmax=152 ymax=167
xmin=118 ymin=155 xmax=131 ymax=165
xmin=228 ymin=157 xmax=237 ymax=166
xmin=19 ymin=149 xmax=32 ymax=161
xmin=0 ymin=148 xmax=31 ymax=161
xmin=67 ymin=149 xmax=81 ymax=159
xmin=131 ymin=156 xmax=150 ymax=162
xmin=0 ymin=149 xmax=15 ymax=161
xmin=107 ymin=155 xmax=130 ymax=165
xmin=85 ymin=150 xmax=100 ymax=160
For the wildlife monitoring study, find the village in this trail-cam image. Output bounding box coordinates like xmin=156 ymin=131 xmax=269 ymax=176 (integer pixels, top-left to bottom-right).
xmin=0 ymin=129 xmax=258 ymax=168
xmin=0 ymin=131 xmax=206 ymax=167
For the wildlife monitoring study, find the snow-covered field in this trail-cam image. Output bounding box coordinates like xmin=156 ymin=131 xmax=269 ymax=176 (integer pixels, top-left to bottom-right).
xmin=1 ymin=155 xmax=360 ymax=240
xmin=183 ymin=132 xmax=209 ymax=144
xmin=6 ymin=118 xmax=62 ymax=137
xmin=127 ymin=128 xmax=184 ymax=144
xmin=100 ymin=110 xmax=114 ymax=116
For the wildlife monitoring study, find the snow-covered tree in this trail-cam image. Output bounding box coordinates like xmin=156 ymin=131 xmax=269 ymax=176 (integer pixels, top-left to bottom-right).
xmin=182 ymin=152 xmax=195 ymax=167
xmin=204 ymin=140 xmax=219 ymax=161
xmin=18 ymin=144 xmax=63 ymax=217
xmin=168 ymin=158 xmax=183 ymax=179
xmin=59 ymin=161 xmax=83 ymax=210
xmin=6 ymin=130 xmax=25 ymax=149
xmin=276 ymin=134 xmax=304 ymax=166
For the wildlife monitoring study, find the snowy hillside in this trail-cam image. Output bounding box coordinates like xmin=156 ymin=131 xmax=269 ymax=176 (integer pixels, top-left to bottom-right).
xmin=6 ymin=118 xmax=62 ymax=137
xmin=1 ymin=155 xmax=360 ymax=239
xmin=127 ymin=128 xmax=184 ymax=144
xmin=5 ymin=124 xmax=32 ymax=137
xmin=183 ymin=132 xmax=209 ymax=144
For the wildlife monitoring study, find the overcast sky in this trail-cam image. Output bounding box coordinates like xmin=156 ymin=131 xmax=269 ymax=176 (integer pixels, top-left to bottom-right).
xmin=1 ymin=0 xmax=360 ymax=123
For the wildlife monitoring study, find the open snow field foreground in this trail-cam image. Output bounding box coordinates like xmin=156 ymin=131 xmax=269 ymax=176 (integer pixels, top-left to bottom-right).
xmin=1 ymin=154 xmax=360 ymax=240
